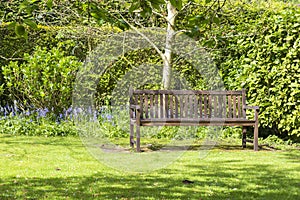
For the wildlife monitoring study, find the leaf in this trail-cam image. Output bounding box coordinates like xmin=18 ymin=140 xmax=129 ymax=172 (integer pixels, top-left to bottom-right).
xmin=169 ymin=0 xmax=182 ymax=10
xmin=46 ymin=0 xmax=53 ymax=9
xmin=23 ymin=19 xmax=38 ymax=30
xmin=6 ymin=22 xmax=16 ymax=30
xmin=206 ymin=0 xmax=212 ymax=3
xmin=129 ymin=1 xmax=141 ymax=13
xmin=15 ymin=24 xmax=26 ymax=36
xmin=151 ymin=2 xmax=161 ymax=10
xmin=212 ymin=16 xmax=220 ymax=24
xmin=140 ymin=6 xmax=152 ymax=17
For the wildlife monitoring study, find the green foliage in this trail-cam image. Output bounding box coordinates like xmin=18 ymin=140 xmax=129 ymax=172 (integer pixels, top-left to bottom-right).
xmin=0 ymin=116 xmax=78 ymax=137
xmin=197 ymin=1 xmax=300 ymax=136
xmin=2 ymin=46 xmax=82 ymax=113
xmin=259 ymin=135 xmax=299 ymax=150
xmin=95 ymin=48 xmax=206 ymax=107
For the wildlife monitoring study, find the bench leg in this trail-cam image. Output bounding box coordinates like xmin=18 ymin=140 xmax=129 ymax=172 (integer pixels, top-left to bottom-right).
xmin=254 ymin=123 xmax=259 ymax=151
xmin=130 ymin=124 xmax=134 ymax=148
xmin=254 ymin=109 xmax=259 ymax=151
xmin=242 ymin=126 xmax=247 ymax=148
xmin=136 ymin=124 xmax=141 ymax=152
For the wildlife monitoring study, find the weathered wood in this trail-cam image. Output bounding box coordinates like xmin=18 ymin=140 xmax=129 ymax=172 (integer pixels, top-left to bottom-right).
xmin=184 ymin=95 xmax=189 ymax=118
xmin=204 ymin=94 xmax=207 ymax=118
xmin=213 ymin=95 xmax=217 ymax=118
xmin=136 ymin=108 xmax=141 ymax=152
xmin=165 ymin=94 xmax=168 ymax=118
xmin=160 ymin=94 xmax=163 ymax=118
xmin=194 ymin=95 xmax=198 ymax=118
xmin=223 ymin=95 xmax=227 ymax=118
xmin=242 ymin=126 xmax=247 ymax=148
xmin=179 ymin=95 xmax=183 ymax=118
xmin=199 ymin=94 xmax=203 ymax=118
xmin=189 ymin=95 xmax=194 ymax=118
xmin=170 ymin=95 xmax=173 ymax=118
xmin=133 ymin=90 xmax=243 ymax=95
xmin=150 ymin=94 xmax=154 ymax=118
xmin=254 ymin=108 xmax=259 ymax=151
xmin=208 ymin=94 xmax=212 ymax=118
xmin=140 ymin=94 xmax=144 ymax=119
xmin=233 ymin=95 xmax=237 ymax=118
xmin=242 ymin=89 xmax=246 ymax=119
xmin=228 ymin=95 xmax=232 ymax=118
xmin=145 ymin=94 xmax=149 ymax=119
xmin=129 ymin=89 xmax=259 ymax=152
xmin=155 ymin=94 xmax=158 ymax=118
xmin=129 ymin=89 xmax=135 ymax=148
xmin=174 ymin=96 xmax=179 ymax=118
xmin=237 ymin=95 xmax=241 ymax=118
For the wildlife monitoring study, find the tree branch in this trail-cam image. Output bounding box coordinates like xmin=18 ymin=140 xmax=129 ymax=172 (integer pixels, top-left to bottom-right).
xmin=119 ymin=14 xmax=166 ymax=62
xmin=0 ymin=55 xmax=23 ymax=61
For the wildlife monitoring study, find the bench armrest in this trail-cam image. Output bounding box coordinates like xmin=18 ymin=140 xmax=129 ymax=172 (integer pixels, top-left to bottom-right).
xmin=243 ymin=105 xmax=259 ymax=111
xmin=130 ymin=105 xmax=141 ymax=110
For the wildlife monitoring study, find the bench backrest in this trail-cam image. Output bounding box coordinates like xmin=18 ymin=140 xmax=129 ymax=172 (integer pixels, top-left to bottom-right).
xmin=129 ymin=89 xmax=247 ymax=119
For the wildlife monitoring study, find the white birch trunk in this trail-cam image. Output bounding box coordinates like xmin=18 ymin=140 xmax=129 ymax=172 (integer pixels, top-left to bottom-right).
xmin=162 ymin=2 xmax=177 ymax=89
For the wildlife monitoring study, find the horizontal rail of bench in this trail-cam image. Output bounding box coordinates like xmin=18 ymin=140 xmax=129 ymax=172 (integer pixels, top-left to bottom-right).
xmin=132 ymin=90 xmax=244 ymax=95
xmin=139 ymin=122 xmax=256 ymax=126
xmin=131 ymin=118 xmax=255 ymax=126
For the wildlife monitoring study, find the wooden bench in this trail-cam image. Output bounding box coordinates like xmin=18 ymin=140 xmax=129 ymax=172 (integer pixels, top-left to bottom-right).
xmin=129 ymin=89 xmax=259 ymax=152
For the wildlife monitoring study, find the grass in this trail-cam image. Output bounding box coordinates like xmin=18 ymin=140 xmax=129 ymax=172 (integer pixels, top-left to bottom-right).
xmin=0 ymin=134 xmax=299 ymax=199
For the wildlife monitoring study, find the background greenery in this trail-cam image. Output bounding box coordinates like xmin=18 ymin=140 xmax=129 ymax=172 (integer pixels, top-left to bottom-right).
xmin=0 ymin=0 xmax=299 ymax=140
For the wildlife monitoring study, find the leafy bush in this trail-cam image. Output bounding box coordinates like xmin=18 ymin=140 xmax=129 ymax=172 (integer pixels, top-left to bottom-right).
xmin=199 ymin=1 xmax=300 ymax=136
xmin=2 ymin=46 xmax=82 ymax=114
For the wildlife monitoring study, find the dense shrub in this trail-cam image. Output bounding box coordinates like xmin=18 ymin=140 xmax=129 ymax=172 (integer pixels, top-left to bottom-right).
xmin=198 ymin=2 xmax=300 ymax=136
xmin=2 ymin=46 xmax=82 ymax=114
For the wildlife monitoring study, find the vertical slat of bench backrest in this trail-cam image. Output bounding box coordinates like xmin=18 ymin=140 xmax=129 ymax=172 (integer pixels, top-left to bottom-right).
xmin=242 ymin=89 xmax=246 ymax=119
xmin=164 ymin=94 xmax=168 ymax=118
xmin=175 ymin=95 xmax=179 ymax=118
xmin=150 ymin=94 xmax=154 ymax=118
xmin=237 ymin=95 xmax=241 ymax=118
xmin=208 ymin=94 xmax=212 ymax=118
xmin=199 ymin=94 xmax=203 ymax=118
xmin=184 ymin=95 xmax=189 ymax=118
xmin=204 ymin=94 xmax=207 ymax=118
xmin=188 ymin=94 xmax=193 ymax=118
xmin=179 ymin=95 xmax=183 ymax=118
xmin=155 ymin=94 xmax=158 ymax=118
xmin=223 ymin=94 xmax=227 ymax=118
xmin=194 ymin=95 xmax=198 ymax=118
xmin=134 ymin=94 xmax=139 ymax=118
xmin=129 ymin=90 xmax=134 ymax=119
xmin=145 ymin=94 xmax=149 ymax=118
xmin=213 ymin=95 xmax=217 ymax=118
xmin=139 ymin=94 xmax=144 ymax=119
xmin=170 ymin=94 xmax=174 ymax=118
xmin=233 ymin=95 xmax=237 ymax=118
xmin=217 ymin=95 xmax=221 ymax=118
xmin=160 ymin=93 xmax=164 ymax=118
xmin=228 ymin=94 xmax=232 ymax=118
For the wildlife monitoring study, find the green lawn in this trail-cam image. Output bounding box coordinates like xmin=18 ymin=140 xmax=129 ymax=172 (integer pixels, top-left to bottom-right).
xmin=0 ymin=135 xmax=299 ymax=199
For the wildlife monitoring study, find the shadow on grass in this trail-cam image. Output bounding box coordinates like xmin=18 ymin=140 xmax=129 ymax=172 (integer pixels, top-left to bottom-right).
xmin=1 ymin=158 xmax=299 ymax=199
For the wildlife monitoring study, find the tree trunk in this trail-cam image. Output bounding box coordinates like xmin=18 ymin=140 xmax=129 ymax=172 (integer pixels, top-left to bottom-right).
xmin=162 ymin=2 xmax=177 ymax=89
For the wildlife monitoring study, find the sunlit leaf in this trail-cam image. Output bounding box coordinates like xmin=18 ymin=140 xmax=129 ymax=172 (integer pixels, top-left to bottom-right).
xmin=15 ymin=24 xmax=26 ymax=36
xmin=23 ymin=19 xmax=38 ymax=29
